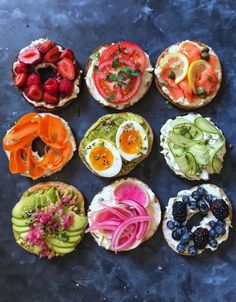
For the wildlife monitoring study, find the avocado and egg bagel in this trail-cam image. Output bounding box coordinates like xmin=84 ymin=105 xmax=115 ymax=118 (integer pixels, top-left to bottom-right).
xmin=79 ymin=113 xmax=153 ymax=177
xmin=12 ymin=182 xmax=87 ymax=258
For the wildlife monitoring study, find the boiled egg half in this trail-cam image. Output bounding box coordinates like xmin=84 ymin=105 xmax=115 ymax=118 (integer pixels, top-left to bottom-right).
xmin=116 ymin=121 xmax=148 ymax=161
xmin=85 ymin=138 xmax=122 ymax=177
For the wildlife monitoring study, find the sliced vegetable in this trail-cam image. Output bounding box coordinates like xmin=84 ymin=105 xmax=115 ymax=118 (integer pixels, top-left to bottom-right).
xmin=194 ymin=117 xmax=220 ymax=134
xmin=189 ymin=144 xmax=209 ymax=165
xmin=168 ymin=131 xmax=197 ymax=147
xmin=175 ymin=152 xmax=197 ymax=176
xmin=173 ymin=123 xmax=203 ymax=141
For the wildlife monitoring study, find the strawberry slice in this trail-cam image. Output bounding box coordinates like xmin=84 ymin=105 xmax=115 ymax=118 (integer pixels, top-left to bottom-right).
xmin=44 ymin=78 xmax=59 ymax=95
xmin=26 ymin=73 xmax=41 ymax=86
xmin=24 ymin=84 xmax=43 ymax=101
xmin=14 ymin=63 xmax=29 ymax=74
xmin=57 ymin=58 xmax=75 ymax=80
xmin=59 ymin=78 xmax=73 ymax=95
xmin=60 ymin=49 xmax=75 ymax=60
xmin=43 ymin=92 xmax=58 ymax=103
xmin=44 ymin=46 xmax=60 ymax=63
xmin=19 ymin=47 xmax=41 ymax=64
xmin=14 ymin=73 xmax=28 ymax=87
xmin=39 ymin=40 xmax=55 ymax=54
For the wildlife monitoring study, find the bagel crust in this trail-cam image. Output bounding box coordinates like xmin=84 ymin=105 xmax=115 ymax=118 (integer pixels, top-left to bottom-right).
xmin=154 ymin=40 xmax=222 ymax=109
xmin=87 ymin=177 xmax=161 ymax=252
xmin=13 ymin=181 xmax=86 ymax=258
xmin=163 ymin=184 xmax=232 ymax=256
xmin=85 ymin=43 xmax=154 ymax=109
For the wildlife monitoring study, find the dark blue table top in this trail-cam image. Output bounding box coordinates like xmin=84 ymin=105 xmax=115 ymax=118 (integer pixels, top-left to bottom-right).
xmin=0 ymin=1 xmax=236 ymax=301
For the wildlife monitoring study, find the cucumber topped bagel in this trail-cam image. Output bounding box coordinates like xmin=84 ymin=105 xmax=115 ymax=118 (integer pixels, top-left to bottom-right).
xmin=86 ymin=178 xmax=161 ymax=252
xmin=85 ymin=42 xmax=154 ymax=109
xmin=12 ymin=182 xmax=87 ymax=258
xmin=160 ymin=113 xmax=226 ymax=180
xmin=155 ymin=40 xmax=222 ymax=109
xmin=12 ymin=38 xmax=82 ymax=111
xmin=163 ymin=184 xmax=232 ymax=256
xmin=79 ymin=113 xmax=153 ymax=177
xmin=3 ymin=112 xmax=76 ymax=179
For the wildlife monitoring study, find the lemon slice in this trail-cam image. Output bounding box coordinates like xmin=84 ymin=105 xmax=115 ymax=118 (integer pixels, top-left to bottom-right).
xmin=159 ymin=52 xmax=189 ymax=84
xmin=187 ymin=59 xmax=210 ymax=94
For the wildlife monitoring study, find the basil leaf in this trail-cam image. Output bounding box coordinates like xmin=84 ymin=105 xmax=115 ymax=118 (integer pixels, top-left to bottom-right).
xmin=112 ymin=58 xmax=119 ymax=69
xmin=93 ymin=65 xmax=99 ymax=72
xmin=121 ymin=66 xmax=132 ymax=78
xmin=117 ymin=81 xmax=128 ymax=87
xmin=132 ymin=69 xmax=140 ymax=76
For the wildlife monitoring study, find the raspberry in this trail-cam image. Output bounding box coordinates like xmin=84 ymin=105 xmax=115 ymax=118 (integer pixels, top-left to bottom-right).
xmin=27 ymin=73 xmax=41 ymax=86
xmin=193 ymin=227 xmax=209 ymax=249
xmin=44 ymin=78 xmax=59 ymax=95
xmin=210 ymin=199 xmax=229 ymax=220
xmin=39 ymin=40 xmax=55 ymax=54
xmin=172 ymin=201 xmax=187 ymax=223
xmin=59 ymin=78 xmax=73 ymax=95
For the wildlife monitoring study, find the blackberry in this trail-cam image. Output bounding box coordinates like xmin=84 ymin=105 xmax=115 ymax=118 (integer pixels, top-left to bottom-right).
xmin=172 ymin=201 xmax=187 ymax=223
xmin=193 ymin=227 xmax=209 ymax=249
xmin=210 ymin=199 xmax=229 ymax=220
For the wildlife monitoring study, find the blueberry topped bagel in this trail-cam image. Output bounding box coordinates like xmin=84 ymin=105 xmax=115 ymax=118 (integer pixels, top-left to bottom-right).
xmin=163 ymin=184 xmax=232 ymax=256
xmin=12 ymin=38 xmax=82 ymax=111
xmin=85 ymin=42 xmax=154 ymax=109
xmin=12 ymin=182 xmax=87 ymax=258
xmin=155 ymin=40 xmax=222 ymax=109
xmin=86 ymin=178 xmax=161 ymax=252
xmin=160 ymin=113 xmax=226 ymax=180
xmin=79 ymin=113 xmax=153 ymax=177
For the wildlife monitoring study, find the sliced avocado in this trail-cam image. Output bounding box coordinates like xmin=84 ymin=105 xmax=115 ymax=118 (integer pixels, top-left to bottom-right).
xmin=13 ymin=224 xmax=30 ymax=234
xmin=68 ymin=234 xmax=82 ymax=243
xmin=12 ymin=196 xmax=36 ymax=219
xmin=67 ymin=229 xmax=85 ymax=237
xmin=67 ymin=214 xmax=87 ymax=232
xmin=50 ymin=245 xmax=75 ymax=254
xmin=45 ymin=236 xmax=75 ymax=248
xmin=12 ymin=217 xmax=32 ymax=227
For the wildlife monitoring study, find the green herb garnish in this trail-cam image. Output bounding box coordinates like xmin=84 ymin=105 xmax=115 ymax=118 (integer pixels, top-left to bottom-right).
xmin=118 ymin=42 xmax=122 ymax=52
xmin=132 ymin=69 xmax=140 ymax=77
xmin=112 ymin=58 xmax=119 ymax=69
xmin=93 ymin=65 xmax=99 ymax=72
xmin=61 ymin=232 xmax=69 ymax=242
xmin=121 ymin=66 xmax=132 ymax=78
xmin=99 ymin=141 xmax=105 ymax=147
xmin=106 ymin=93 xmax=115 ymax=102
xmin=117 ymin=81 xmax=128 ymax=87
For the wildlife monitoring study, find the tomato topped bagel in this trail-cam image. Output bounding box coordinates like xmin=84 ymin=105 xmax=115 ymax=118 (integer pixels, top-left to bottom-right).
xmin=3 ymin=113 xmax=76 ymax=179
xmin=155 ymin=40 xmax=222 ymax=109
xmin=86 ymin=42 xmax=154 ymax=109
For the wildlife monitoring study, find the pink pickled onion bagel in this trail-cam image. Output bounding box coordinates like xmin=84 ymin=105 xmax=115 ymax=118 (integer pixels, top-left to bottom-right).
xmin=86 ymin=177 xmax=161 ymax=252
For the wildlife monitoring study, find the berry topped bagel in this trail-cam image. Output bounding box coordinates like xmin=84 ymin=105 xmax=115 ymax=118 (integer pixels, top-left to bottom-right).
xmin=155 ymin=40 xmax=222 ymax=109
xmin=86 ymin=178 xmax=161 ymax=252
xmin=79 ymin=113 xmax=153 ymax=177
xmin=86 ymin=42 xmax=154 ymax=109
xmin=12 ymin=182 xmax=87 ymax=258
xmin=160 ymin=113 xmax=226 ymax=180
xmin=12 ymin=38 xmax=82 ymax=111
xmin=163 ymin=184 xmax=232 ymax=256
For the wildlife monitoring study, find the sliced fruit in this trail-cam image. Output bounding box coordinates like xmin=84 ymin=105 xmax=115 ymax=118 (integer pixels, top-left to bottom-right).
xmin=14 ymin=73 xmax=28 ymax=87
xmin=24 ymin=84 xmax=43 ymax=101
xmin=159 ymin=52 xmax=189 ymax=84
xmin=173 ymin=123 xmax=203 ymax=141
xmin=12 ymin=217 xmax=32 ymax=227
xmin=187 ymin=59 xmax=210 ymax=94
xmin=175 ymin=152 xmax=197 ymax=176
xmin=43 ymin=92 xmax=58 ymax=103
xmin=19 ymin=47 xmax=41 ymax=64
xmin=14 ymin=63 xmax=29 ymax=74
xmin=67 ymin=234 xmax=82 ymax=242
xmin=44 ymin=78 xmax=59 ymax=95
xmin=26 ymin=73 xmax=41 ymax=86
xmin=13 ymin=224 xmax=30 ymax=234
xmin=44 ymin=46 xmax=61 ymax=63
xmin=60 ymin=49 xmax=74 ymax=60
xmin=59 ymin=78 xmax=73 ymax=95
xmin=39 ymin=40 xmax=55 ymax=54
xmin=50 ymin=245 xmax=75 ymax=254
xmin=57 ymin=58 xmax=75 ymax=80
xmin=194 ymin=117 xmax=220 ymax=134
xmin=45 ymin=236 xmax=75 ymax=248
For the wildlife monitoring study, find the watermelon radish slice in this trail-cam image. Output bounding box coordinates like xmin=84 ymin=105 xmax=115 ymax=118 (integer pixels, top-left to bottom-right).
xmin=19 ymin=47 xmax=41 ymax=64
xmin=114 ymin=182 xmax=149 ymax=207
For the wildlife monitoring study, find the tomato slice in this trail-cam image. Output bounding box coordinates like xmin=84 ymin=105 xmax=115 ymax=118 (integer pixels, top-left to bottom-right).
xmin=99 ymin=42 xmax=147 ymax=73
xmin=93 ymin=58 xmax=142 ymax=103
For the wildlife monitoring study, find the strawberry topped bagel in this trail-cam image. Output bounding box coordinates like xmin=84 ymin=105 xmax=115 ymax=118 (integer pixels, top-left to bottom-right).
xmin=86 ymin=178 xmax=161 ymax=252
xmin=3 ymin=112 xmax=76 ymax=179
xmin=86 ymin=42 xmax=154 ymax=109
xmin=12 ymin=38 xmax=82 ymax=110
xmin=155 ymin=40 xmax=222 ymax=109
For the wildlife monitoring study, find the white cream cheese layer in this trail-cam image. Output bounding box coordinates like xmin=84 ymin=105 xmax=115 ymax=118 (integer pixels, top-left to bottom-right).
xmin=85 ymin=46 xmax=153 ymax=109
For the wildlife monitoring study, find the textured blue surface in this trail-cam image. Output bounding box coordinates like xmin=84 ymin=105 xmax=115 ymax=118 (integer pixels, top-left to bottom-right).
xmin=0 ymin=0 xmax=236 ymax=301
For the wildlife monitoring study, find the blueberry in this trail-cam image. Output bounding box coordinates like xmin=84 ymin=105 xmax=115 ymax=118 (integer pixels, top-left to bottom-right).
xmin=180 ymin=226 xmax=188 ymax=235
xmin=197 ymin=187 xmax=207 ymax=196
xmin=215 ymin=226 xmax=226 ymax=236
xmin=177 ymin=244 xmax=186 ymax=253
xmin=188 ymin=245 xmax=197 ymax=256
xmin=198 ymin=200 xmax=209 ymax=215
xmin=167 ymin=220 xmax=175 ymax=230
xmin=188 ymin=231 xmax=193 ymax=240
xmin=172 ymin=230 xmax=181 ymax=241
xmin=182 ymin=196 xmax=190 ymax=204
xmin=209 ymin=228 xmax=216 ymax=238
xmin=209 ymin=220 xmax=216 ymax=228
xmin=191 ymin=191 xmax=201 ymax=201
xmin=217 ymin=220 xmax=226 ymax=227
xmin=205 ymin=194 xmax=213 ymax=203
xmin=181 ymin=233 xmax=190 ymax=244
xmin=209 ymin=239 xmax=218 ymax=248
xmin=174 ymin=221 xmax=181 ymax=228
xmin=190 ymin=201 xmax=197 ymax=210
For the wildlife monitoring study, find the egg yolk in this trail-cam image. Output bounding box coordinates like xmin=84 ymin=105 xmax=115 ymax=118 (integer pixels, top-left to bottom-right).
xmin=89 ymin=146 xmax=114 ymax=171
xmin=119 ymin=129 xmax=142 ymax=154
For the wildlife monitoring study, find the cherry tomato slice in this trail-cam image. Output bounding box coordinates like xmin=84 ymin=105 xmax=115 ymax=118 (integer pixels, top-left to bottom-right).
xmin=99 ymin=42 xmax=147 ymax=73
xmin=93 ymin=58 xmax=142 ymax=104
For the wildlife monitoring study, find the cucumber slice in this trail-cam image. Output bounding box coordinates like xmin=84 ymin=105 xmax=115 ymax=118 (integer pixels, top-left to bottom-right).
xmin=169 ymin=132 xmax=198 ymax=147
xmin=170 ymin=118 xmax=190 ymax=128
xmin=194 ymin=117 xmax=220 ymax=134
xmin=189 ymin=144 xmax=209 ymax=165
xmin=175 ymin=152 xmax=197 ymax=176
xmin=212 ymin=157 xmax=223 ymax=174
xmin=168 ymin=141 xmax=185 ymax=157
xmin=173 ymin=123 xmax=203 ymax=141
